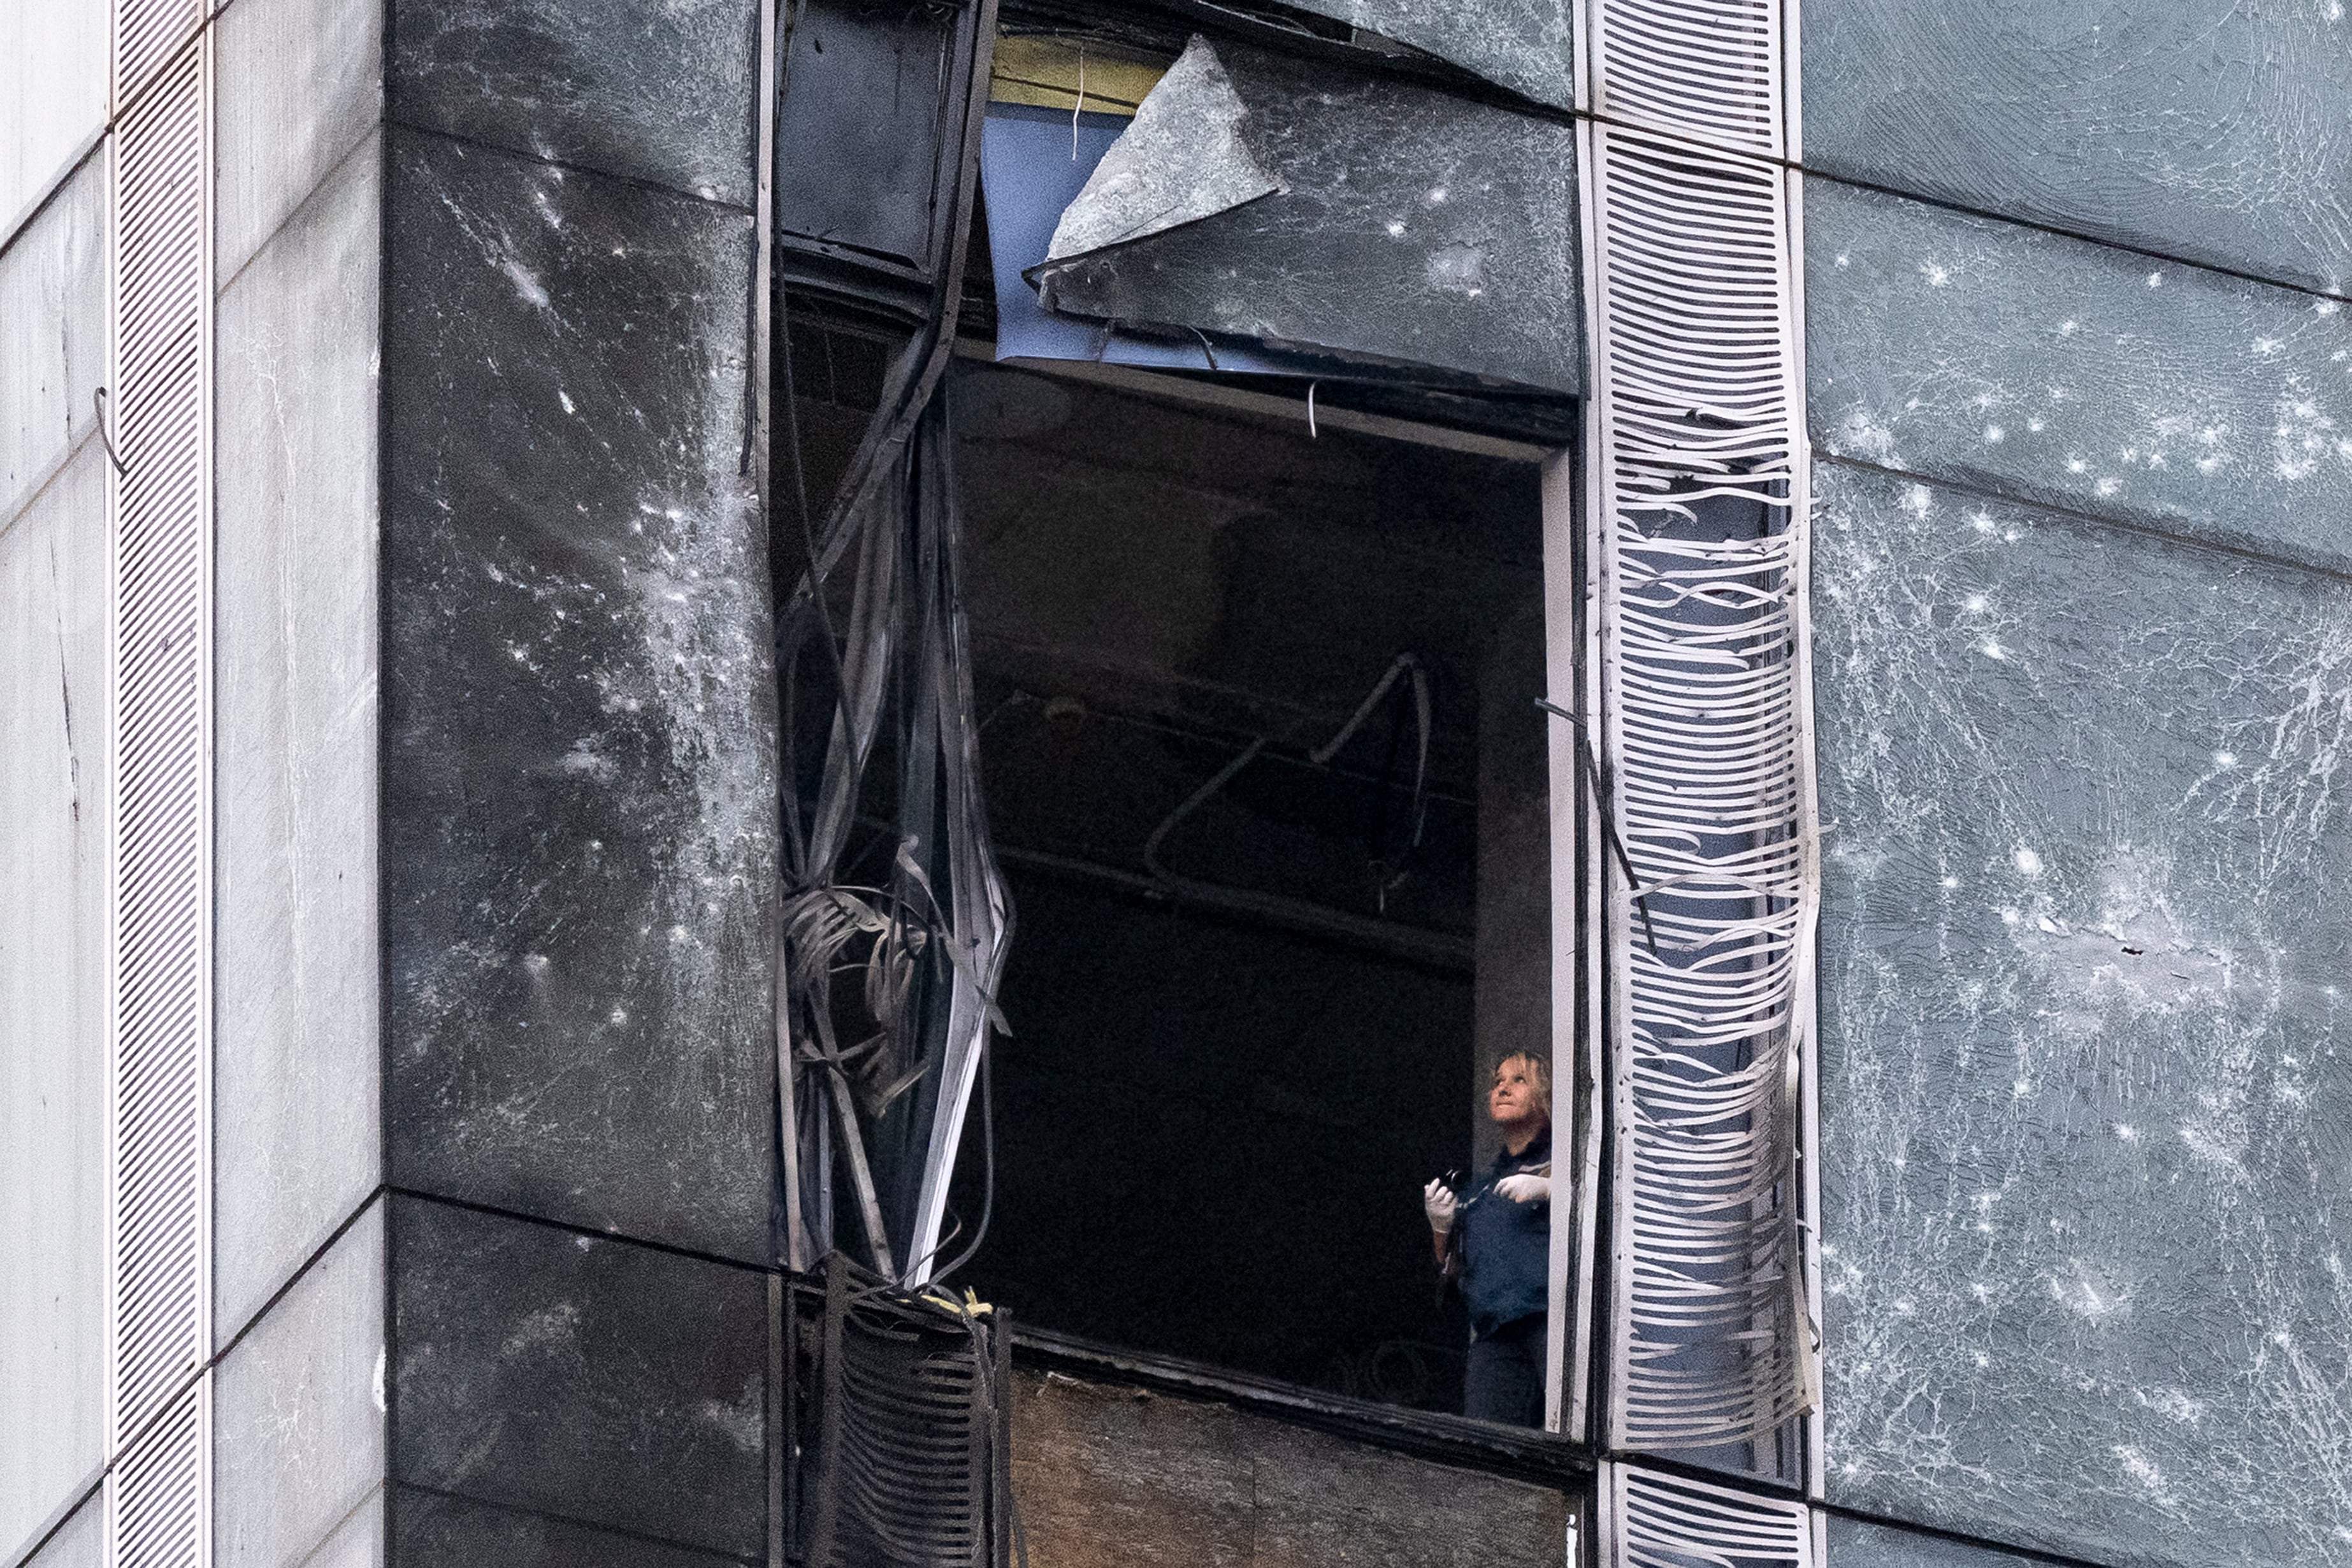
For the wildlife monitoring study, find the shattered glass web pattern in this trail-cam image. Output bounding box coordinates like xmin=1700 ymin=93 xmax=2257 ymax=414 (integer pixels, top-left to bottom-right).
xmin=1814 ymin=458 xmax=2352 ymax=1567
xmin=1036 ymin=40 xmax=1582 ymax=393
xmin=1805 ymin=176 xmax=2352 ymax=579
xmin=1801 ymin=0 xmax=2352 ymax=296
xmin=1273 ymin=0 xmax=1574 ymax=110
xmin=1824 ymin=1515 xmax=2040 ymax=1568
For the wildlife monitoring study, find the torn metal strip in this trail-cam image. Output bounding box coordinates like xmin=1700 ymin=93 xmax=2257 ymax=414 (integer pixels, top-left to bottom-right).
xmin=1045 ymin=36 xmax=1283 ymax=260
xmin=777 ymin=403 xmax=1012 ymax=1288
xmin=1580 ymin=0 xmax=1822 ymax=1472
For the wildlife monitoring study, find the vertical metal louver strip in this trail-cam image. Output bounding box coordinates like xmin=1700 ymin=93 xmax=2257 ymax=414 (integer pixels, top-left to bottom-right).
xmin=1592 ymin=0 xmax=1783 ymax=158
xmin=113 ymin=0 xmax=205 ymax=112
xmin=1601 ymin=1462 xmax=1815 ymax=1567
xmin=111 ymin=1388 xmax=207 ymax=1568
xmin=107 ymin=13 xmax=210 ymax=1568
xmin=1581 ymin=0 xmax=1821 ymax=1464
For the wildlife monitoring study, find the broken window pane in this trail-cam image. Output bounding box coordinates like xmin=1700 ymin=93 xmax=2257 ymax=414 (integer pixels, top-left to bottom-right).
xmin=937 ymin=359 xmax=1570 ymax=1427
xmin=1031 ymin=36 xmax=1584 ymax=394
xmin=1271 ymin=0 xmax=1575 ymax=110
xmin=978 ymin=35 xmax=1364 ymax=378
xmin=1815 ymin=459 xmax=2352 ymax=1567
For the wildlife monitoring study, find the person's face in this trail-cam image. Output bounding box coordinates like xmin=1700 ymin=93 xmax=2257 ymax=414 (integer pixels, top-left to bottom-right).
xmin=1488 ymin=1059 xmax=1544 ymax=1128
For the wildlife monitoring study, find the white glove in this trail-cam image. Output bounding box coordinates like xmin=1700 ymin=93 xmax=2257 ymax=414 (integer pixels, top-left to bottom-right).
xmin=1496 ymin=1172 xmax=1552 ymax=1205
xmin=1423 ymin=1178 xmax=1458 ymax=1233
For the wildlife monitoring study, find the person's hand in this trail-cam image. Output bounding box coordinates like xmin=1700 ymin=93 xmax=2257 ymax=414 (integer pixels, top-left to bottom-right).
xmin=1496 ymin=1172 xmax=1551 ymax=1205
xmin=1423 ymin=1178 xmax=1458 ymax=1233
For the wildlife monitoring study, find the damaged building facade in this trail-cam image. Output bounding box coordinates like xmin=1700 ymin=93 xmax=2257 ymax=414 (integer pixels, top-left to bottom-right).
xmin=6 ymin=0 xmax=2352 ymax=1565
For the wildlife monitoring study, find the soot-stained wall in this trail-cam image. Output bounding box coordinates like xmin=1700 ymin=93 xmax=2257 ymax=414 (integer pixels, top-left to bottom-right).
xmin=1804 ymin=6 xmax=2352 ymax=1560
xmin=381 ymin=1 xmax=777 ymax=1265
xmin=1010 ymin=1367 xmax=1578 ymax=1567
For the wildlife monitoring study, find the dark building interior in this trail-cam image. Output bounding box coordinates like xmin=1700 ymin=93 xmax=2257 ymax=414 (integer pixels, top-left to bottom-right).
xmin=928 ymin=361 xmax=1554 ymax=1414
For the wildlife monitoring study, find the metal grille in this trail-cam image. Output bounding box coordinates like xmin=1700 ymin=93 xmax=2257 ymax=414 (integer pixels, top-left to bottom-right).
xmin=1581 ymin=0 xmax=1821 ymax=1458
xmin=108 ymin=18 xmax=210 ymax=1568
xmin=804 ymin=1263 xmax=1015 ymax=1568
xmin=114 ymin=0 xmax=205 ymax=111
xmin=1590 ymin=0 xmax=1786 ymax=157
xmin=1603 ymin=1463 xmax=1815 ymax=1568
xmin=110 ymin=1386 xmax=208 ymax=1568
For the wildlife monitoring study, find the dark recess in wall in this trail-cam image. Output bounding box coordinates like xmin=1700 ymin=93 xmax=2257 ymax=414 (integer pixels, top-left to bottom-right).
xmin=934 ymin=361 xmax=1549 ymax=1416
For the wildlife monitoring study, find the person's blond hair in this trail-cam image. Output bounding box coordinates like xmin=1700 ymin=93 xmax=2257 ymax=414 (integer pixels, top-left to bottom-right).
xmin=1492 ymin=1051 xmax=1553 ymax=1119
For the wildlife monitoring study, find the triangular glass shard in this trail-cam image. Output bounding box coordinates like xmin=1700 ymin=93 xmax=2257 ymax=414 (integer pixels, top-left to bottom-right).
xmin=1046 ymin=36 xmax=1284 ymax=262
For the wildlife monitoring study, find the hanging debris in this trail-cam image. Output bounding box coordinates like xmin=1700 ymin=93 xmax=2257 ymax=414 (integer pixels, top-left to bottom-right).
xmin=776 ymin=402 xmax=1013 ymax=1286
xmin=1032 ymin=36 xmax=1583 ymax=394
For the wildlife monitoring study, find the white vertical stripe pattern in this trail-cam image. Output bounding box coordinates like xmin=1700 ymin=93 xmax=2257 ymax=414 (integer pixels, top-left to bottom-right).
xmin=1604 ymin=1462 xmax=1816 ymax=1568
xmin=108 ymin=9 xmax=210 ymax=1565
xmin=1581 ymin=0 xmax=1822 ymax=1455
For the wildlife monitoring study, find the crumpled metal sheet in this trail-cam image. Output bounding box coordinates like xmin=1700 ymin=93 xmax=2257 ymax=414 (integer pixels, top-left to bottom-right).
xmin=1034 ymin=37 xmax=1582 ymax=394
xmin=1276 ymin=0 xmax=1574 ymax=110
xmin=1046 ymin=37 xmax=1283 ymax=261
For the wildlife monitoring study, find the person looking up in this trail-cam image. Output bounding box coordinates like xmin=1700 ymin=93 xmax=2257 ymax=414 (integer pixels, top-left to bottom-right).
xmin=1422 ymin=1052 xmax=1552 ymax=1427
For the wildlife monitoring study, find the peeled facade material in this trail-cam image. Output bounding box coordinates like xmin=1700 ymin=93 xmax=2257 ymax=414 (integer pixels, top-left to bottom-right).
xmin=1034 ymin=36 xmax=1583 ymax=393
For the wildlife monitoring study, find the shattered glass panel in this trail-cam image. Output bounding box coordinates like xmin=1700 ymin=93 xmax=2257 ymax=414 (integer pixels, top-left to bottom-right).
xmin=382 ymin=131 xmax=778 ymax=1263
xmin=1802 ymin=0 xmax=2352 ymax=294
xmin=391 ymin=0 xmax=758 ymax=205
xmin=982 ymin=104 xmax=1320 ymax=377
xmin=1806 ymin=180 xmax=2352 ymax=583
xmin=1272 ymin=0 xmax=1573 ymax=110
xmin=1034 ymin=38 xmax=1581 ymax=394
xmin=1824 ymin=1516 xmax=2039 ymax=1568
xmin=1814 ymin=458 xmax=2352 ymax=1567
xmin=1807 ymin=178 xmax=2352 ymax=578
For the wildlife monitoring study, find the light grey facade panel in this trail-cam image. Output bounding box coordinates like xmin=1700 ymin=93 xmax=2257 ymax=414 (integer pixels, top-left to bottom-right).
xmin=0 ymin=0 xmax=109 ymax=245
xmin=214 ymin=0 xmax=386 ymax=282
xmin=1802 ymin=0 xmax=2352 ymax=296
xmin=15 ymin=1492 xmax=102 ymax=1568
xmin=213 ymin=131 xmax=384 ymax=1343
xmin=0 ymin=439 xmax=112 ymax=1567
xmin=1 ymin=147 xmax=110 ymax=528
xmin=213 ymin=1199 xmax=387 ymax=1568
xmin=1807 ymin=176 xmax=2352 ymax=577
xmin=1814 ymin=457 xmax=2352 ymax=1567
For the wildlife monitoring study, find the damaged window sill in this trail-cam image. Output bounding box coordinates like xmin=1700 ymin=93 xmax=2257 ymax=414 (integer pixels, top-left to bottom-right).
xmin=1008 ymin=1323 xmax=1598 ymax=1485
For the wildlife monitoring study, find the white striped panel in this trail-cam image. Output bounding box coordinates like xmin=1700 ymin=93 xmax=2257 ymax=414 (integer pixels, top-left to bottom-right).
xmin=114 ymin=0 xmax=205 ymax=111
xmin=107 ymin=8 xmax=211 ymax=1567
xmin=1605 ymin=1462 xmax=1815 ymax=1568
xmin=1592 ymin=0 xmax=1786 ymax=159
xmin=109 ymin=1382 xmax=209 ymax=1568
xmin=1582 ymin=0 xmax=1821 ymax=1458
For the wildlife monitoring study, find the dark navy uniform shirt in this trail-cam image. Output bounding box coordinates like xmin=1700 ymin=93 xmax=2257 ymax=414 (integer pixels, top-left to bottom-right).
xmin=1458 ymin=1127 xmax=1552 ymax=1340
